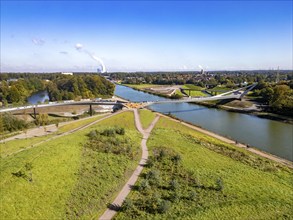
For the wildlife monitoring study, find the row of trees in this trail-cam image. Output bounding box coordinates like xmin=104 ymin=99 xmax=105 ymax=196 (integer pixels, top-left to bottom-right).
xmin=47 ymin=74 xmax=115 ymax=101
xmin=108 ymin=71 xmax=293 ymax=87
xmin=0 ymin=73 xmax=115 ymax=105
xmin=253 ymin=82 xmax=293 ymax=116
xmin=0 ymin=77 xmax=46 ymax=105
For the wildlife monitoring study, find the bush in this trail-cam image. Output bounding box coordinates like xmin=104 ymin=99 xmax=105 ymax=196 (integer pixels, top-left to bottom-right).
xmin=100 ymin=128 xmax=115 ymax=137
xmin=158 ymin=200 xmax=171 ymax=214
xmin=188 ymin=191 xmax=197 ymax=201
xmin=1 ymin=113 xmax=28 ymax=132
xmin=169 ymin=179 xmax=179 ymax=190
xmin=216 ymin=178 xmax=224 ymax=191
xmin=138 ymin=180 xmax=150 ymax=192
xmin=116 ymin=127 xmax=125 ymax=135
xmin=169 ymin=191 xmax=180 ymax=202
xmin=146 ymin=170 xmax=161 ymax=185
xmin=121 ymin=198 xmax=134 ymax=211
xmin=88 ymin=130 xmax=97 ymax=139
xmin=146 ymin=157 xmax=155 ymax=168
xmin=171 ymin=154 xmax=181 ymax=165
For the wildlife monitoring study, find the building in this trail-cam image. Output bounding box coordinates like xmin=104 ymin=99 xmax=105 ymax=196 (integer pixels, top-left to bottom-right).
xmin=61 ymin=72 xmax=73 ymax=75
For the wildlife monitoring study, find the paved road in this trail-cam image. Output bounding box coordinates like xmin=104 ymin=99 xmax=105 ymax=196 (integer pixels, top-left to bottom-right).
xmin=99 ymin=109 xmax=160 ymax=220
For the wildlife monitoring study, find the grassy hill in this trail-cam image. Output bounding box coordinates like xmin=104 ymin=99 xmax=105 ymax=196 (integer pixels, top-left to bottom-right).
xmin=0 ymin=111 xmax=141 ymax=219
xmin=116 ymin=114 xmax=293 ymax=219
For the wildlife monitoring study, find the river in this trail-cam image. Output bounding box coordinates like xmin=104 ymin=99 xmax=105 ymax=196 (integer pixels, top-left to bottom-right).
xmin=115 ymin=84 xmax=293 ymax=161
xmin=27 ymin=90 xmax=49 ymax=104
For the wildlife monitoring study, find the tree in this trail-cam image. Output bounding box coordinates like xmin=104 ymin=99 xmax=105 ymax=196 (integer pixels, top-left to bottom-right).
xmin=270 ymin=85 xmax=293 ymax=115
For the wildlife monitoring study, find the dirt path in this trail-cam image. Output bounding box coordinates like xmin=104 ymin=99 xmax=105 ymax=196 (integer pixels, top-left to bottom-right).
xmin=2 ymin=112 xmax=123 ymax=157
xmin=1 ymin=113 xmax=110 ymax=143
xmin=99 ymin=109 xmax=160 ymax=220
xmin=157 ymin=112 xmax=293 ymax=168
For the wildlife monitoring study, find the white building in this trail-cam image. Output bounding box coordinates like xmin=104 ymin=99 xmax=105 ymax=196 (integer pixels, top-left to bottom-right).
xmin=61 ymin=72 xmax=73 ymax=75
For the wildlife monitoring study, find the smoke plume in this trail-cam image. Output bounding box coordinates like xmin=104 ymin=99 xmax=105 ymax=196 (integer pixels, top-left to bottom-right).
xmin=75 ymin=43 xmax=106 ymax=73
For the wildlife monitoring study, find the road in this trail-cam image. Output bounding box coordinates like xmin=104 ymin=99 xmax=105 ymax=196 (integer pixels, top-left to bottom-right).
xmin=99 ymin=109 xmax=160 ymax=220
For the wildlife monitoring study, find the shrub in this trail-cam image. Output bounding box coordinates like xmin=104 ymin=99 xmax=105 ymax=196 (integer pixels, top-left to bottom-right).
xmin=146 ymin=157 xmax=155 ymax=168
xmin=100 ymin=128 xmax=115 ymax=137
xmin=188 ymin=191 xmax=197 ymax=201
xmin=158 ymin=200 xmax=171 ymax=214
xmin=216 ymin=178 xmax=224 ymax=191
xmin=2 ymin=113 xmax=28 ymax=132
xmin=169 ymin=191 xmax=180 ymax=202
xmin=88 ymin=130 xmax=97 ymax=139
xmin=171 ymin=154 xmax=182 ymax=165
xmin=169 ymin=179 xmax=179 ymax=190
xmin=25 ymin=162 xmax=33 ymax=171
xmin=146 ymin=170 xmax=161 ymax=185
xmin=121 ymin=198 xmax=134 ymax=211
xmin=138 ymin=180 xmax=150 ymax=192
xmin=116 ymin=127 xmax=125 ymax=135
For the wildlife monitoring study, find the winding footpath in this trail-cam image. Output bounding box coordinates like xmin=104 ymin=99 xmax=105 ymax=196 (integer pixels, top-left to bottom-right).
xmin=99 ymin=109 xmax=160 ymax=220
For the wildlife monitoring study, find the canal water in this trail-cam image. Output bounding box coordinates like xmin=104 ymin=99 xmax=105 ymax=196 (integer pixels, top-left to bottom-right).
xmin=115 ymin=84 xmax=293 ymax=161
xmin=27 ymin=90 xmax=49 ymax=104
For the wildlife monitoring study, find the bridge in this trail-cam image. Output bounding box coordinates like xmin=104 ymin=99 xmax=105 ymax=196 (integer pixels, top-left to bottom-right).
xmin=140 ymin=83 xmax=257 ymax=106
xmin=0 ymin=83 xmax=257 ymax=114
xmin=0 ymin=100 xmax=126 ymax=117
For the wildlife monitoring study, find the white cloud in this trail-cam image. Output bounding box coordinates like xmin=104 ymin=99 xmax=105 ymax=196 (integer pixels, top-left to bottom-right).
xmin=59 ymin=51 xmax=68 ymax=55
xmin=32 ymin=38 xmax=45 ymax=46
xmin=75 ymin=43 xmax=83 ymax=50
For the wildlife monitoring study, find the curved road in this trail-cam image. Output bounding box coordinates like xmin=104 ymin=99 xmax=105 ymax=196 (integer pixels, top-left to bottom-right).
xmin=99 ymin=109 xmax=160 ymax=220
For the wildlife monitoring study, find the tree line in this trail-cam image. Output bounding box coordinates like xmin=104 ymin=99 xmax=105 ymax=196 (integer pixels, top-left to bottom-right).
xmin=107 ymin=70 xmax=293 ymax=87
xmin=0 ymin=73 xmax=115 ymax=105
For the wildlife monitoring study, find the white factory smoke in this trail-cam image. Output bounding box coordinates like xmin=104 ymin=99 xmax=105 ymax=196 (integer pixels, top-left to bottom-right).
xmin=198 ymin=65 xmax=204 ymax=70
xmin=75 ymin=43 xmax=106 ymax=73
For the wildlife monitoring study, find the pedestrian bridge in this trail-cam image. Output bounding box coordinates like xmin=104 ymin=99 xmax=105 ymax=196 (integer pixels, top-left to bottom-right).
xmin=140 ymin=83 xmax=257 ymax=106
xmin=0 ymin=83 xmax=257 ymax=112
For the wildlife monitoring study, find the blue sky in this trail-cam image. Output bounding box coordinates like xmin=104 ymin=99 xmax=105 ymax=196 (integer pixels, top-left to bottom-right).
xmin=1 ymin=1 xmax=292 ymax=72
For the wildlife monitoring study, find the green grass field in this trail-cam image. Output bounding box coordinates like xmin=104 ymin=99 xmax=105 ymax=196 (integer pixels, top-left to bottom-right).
xmin=182 ymin=84 xmax=204 ymax=90
xmin=58 ymin=113 xmax=107 ymax=133
xmin=0 ymin=114 xmax=107 ymax=157
xmin=116 ymin=116 xmax=293 ymax=219
xmin=124 ymin=84 xmax=160 ymax=89
xmin=207 ymin=86 xmax=233 ymax=95
xmin=0 ymin=111 xmax=142 ymax=219
xmin=139 ymin=109 xmax=156 ymax=129
xmin=181 ymin=84 xmax=207 ymax=97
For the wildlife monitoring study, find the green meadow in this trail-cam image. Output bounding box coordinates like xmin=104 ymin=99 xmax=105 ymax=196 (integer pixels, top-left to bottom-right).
xmin=116 ymin=114 xmax=293 ymax=220
xmin=181 ymin=84 xmax=207 ymax=97
xmin=138 ymin=109 xmax=156 ymax=129
xmin=1 ymin=109 xmax=292 ymax=220
xmin=0 ymin=114 xmax=106 ymax=157
xmin=0 ymin=111 xmax=141 ymax=219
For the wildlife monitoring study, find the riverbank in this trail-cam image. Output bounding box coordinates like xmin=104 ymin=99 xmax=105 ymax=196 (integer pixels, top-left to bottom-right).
xmin=193 ymin=100 xmax=293 ymax=124
xmin=148 ymin=108 xmax=293 ymax=168
xmin=121 ymin=84 xmax=177 ymax=98
xmin=115 ymin=109 xmax=293 ymax=219
xmin=120 ymin=84 xmax=293 ymax=124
